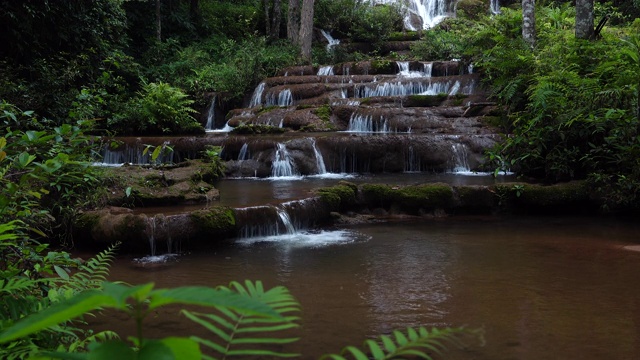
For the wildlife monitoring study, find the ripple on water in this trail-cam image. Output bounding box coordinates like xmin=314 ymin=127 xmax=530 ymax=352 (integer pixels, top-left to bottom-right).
xmin=236 ymin=229 xmax=369 ymax=248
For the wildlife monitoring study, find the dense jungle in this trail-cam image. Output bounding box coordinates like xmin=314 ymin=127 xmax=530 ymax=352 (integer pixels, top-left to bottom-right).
xmin=1 ymin=0 xmax=639 ymax=359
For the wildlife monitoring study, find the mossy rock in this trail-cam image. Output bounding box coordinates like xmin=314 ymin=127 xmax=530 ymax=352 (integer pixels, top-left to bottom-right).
xmin=257 ymin=105 xmax=280 ymax=115
xmin=406 ymin=94 xmax=448 ymax=107
xmin=313 ymin=104 xmax=331 ymax=122
xmin=394 ymin=184 xmax=454 ymax=212
xmin=493 ymin=181 xmax=593 ymax=214
xmin=190 ymin=207 xmax=236 ymax=236
xmin=454 ymin=185 xmax=497 ymax=214
xmin=231 ymin=124 xmax=287 ymax=134
xmin=316 ymin=183 xmax=357 ymax=211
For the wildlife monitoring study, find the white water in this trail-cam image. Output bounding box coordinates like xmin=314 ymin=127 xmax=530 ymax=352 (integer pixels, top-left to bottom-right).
xmin=355 ymin=80 xmax=465 ymax=98
xmin=372 ymin=0 xmax=452 ymax=30
xmin=135 ymin=214 xmax=179 ymax=264
xmin=310 ymin=138 xmax=327 ymax=174
xmin=266 ymin=89 xmax=293 ymax=107
xmin=318 ymin=65 xmax=335 ymax=76
xmin=204 ymin=96 xmax=216 ymax=131
xmin=320 ymin=29 xmax=340 ymax=51
xmin=346 ymin=113 xmax=390 ymax=133
xmin=397 ymin=61 xmax=434 ymax=78
xmin=404 ymin=146 xmax=422 ymax=172
xmin=271 ymin=143 xmax=299 ymax=177
xmin=450 ymin=143 xmax=470 ymax=173
xmin=238 ymin=143 xmax=249 ymax=161
xmin=276 ymin=207 xmax=297 ymax=235
xmin=490 ymin=0 xmax=500 ymax=15
xmin=249 ymin=82 xmax=266 ymax=107
xmin=95 ymin=142 xmax=175 ymax=166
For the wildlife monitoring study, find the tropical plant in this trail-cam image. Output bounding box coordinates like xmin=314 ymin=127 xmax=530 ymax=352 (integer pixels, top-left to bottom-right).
xmin=0 ymin=231 xmax=119 ymax=360
xmin=0 ymin=278 xmax=481 ymax=360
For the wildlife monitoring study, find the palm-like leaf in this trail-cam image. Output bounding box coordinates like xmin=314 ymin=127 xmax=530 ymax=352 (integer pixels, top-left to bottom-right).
xmin=183 ymin=280 xmax=301 ymax=359
xmin=321 ymin=326 xmax=483 ymax=360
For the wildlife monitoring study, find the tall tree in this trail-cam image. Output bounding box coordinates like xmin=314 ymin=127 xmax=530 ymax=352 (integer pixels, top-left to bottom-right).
xmin=299 ymin=0 xmax=314 ymax=61
xmin=264 ymin=0 xmax=282 ymax=40
xmin=156 ymin=0 xmax=162 ymax=41
xmin=575 ymin=0 xmax=594 ymax=39
xmin=287 ymin=0 xmax=300 ymax=46
xmin=522 ymin=0 xmax=536 ymax=48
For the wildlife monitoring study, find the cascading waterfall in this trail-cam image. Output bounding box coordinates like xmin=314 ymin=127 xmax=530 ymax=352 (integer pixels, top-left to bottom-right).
xmin=404 ymin=146 xmax=422 ymax=172
xmin=318 ymin=65 xmax=334 ymax=76
xmin=266 ymin=89 xmax=293 ymax=107
xmin=238 ymin=143 xmax=249 ymax=161
xmin=355 ymin=80 xmax=464 ymax=98
xmin=271 ymin=143 xmax=298 ymax=177
xmin=320 ymin=29 xmax=340 ymax=51
xmin=397 ymin=61 xmax=434 ymax=78
xmin=373 ymin=0 xmax=452 ymax=30
xmin=310 ymin=138 xmax=327 ymax=174
xmin=249 ymin=82 xmax=266 ymax=107
xmin=490 ymin=0 xmax=501 ymax=14
xmin=205 ymin=95 xmax=216 ymax=131
xmin=423 ymin=63 xmax=433 ymax=77
xmin=276 ymin=207 xmax=296 ymax=235
xmin=96 ymin=142 xmax=175 ymax=166
xmin=450 ymin=143 xmax=470 ymax=173
xmin=346 ymin=113 xmax=390 ymax=133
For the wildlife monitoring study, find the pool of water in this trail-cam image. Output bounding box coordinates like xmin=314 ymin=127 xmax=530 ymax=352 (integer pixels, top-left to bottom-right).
xmin=89 ymin=216 xmax=640 ymax=359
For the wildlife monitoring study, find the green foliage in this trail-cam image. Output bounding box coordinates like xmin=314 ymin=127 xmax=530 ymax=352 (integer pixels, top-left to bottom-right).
xmin=0 ymin=233 xmax=119 ymax=360
xmin=184 ymin=280 xmax=301 ymax=358
xmin=0 ymin=280 xmax=298 ymax=360
xmin=200 ymin=146 xmax=226 ymax=181
xmin=118 ymin=82 xmax=203 ymax=135
xmin=321 ymin=326 xmax=481 ymax=360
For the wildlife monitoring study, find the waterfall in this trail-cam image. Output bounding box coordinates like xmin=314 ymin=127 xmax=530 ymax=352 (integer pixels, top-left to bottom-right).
xmin=450 ymin=143 xmax=470 ymax=173
xmin=271 ymin=143 xmax=298 ymax=177
xmin=318 ymin=65 xmax=335 ymax=76
xmin=266 ymin=89 xmax=293 ymax=107
xmin=404 ymin=146 xmax=422 ymax=172
xmin=146 ymin=215 xmax=157 ymax=256
xmin=96 ymin=142 xmax=176 ymax=166
xmin=276 ymin=207 xmax=296 ymax=235
xmin=355 ymin=80 xmax=464 ymax=98
xmin=238 ymin=143 xmax=249 ymax=161
xmin=320 ymin=29 xmax=340 ymax=51
xmin=310 ymin=138 xmax=327 ymax=174
xmin=423 ymin=63 xmax=433 ymax=77
xmin=398 ymin=61 xmax=434 ymax=78
xmin=205 ymin=95 xmax=216 ymax=131
xmin=346 ymin=113 xmax=390 ymax=133
xmin=490 ymin=0 xmax=500 ymax=14
xmin=249 ymin=82 xmax=266 ymax=107
xmin=397 ymin=61 xmax=410 ymax=74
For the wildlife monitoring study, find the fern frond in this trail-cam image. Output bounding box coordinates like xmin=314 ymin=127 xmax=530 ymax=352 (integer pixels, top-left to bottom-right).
xmin=184 ymin=280 xmax=301 ymax=358
xmin=321 ymin=326 xmax=483 ymax=360
xmin=61 ymin=242 xmax=120 ymax=292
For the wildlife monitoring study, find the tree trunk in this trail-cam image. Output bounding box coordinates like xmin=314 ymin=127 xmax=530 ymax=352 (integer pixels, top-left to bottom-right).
xmin=299 ymin=0 xmax=314 ymax=62
xmin=264 ymin=0 xmax=271 ymax=37
xmin=522 ymin=0 xmax=535 ymax=48
xmin=156 ymin=0 xmax=162 ymax=41
xmin=271 ymin=0 xmax=281 ymax=40
xmin=287 ymin=0 xmax=300 ymax=45
xmin=575 ymin=0 xmax=594 ymax=39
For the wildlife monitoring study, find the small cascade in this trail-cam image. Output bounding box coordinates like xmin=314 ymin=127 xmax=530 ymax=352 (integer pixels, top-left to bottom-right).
xmin=238 ymin=143 xmax=249 ymax=161
xmin=96 ymin=142 xmax=175 ymax=166
xmin=145 ymin=214 xmax=158 ymax=256
xmin=310 ymin=138 xmax=327 ymax=174
xmin=249 ymin=82 xmax=266 ymax=107
xmin=205 ymin=95 xmax=216 ymax=131
xmin=355 ymin=79 xmax=465 ymax=98
xmin=276 ymin=207 xmax=296 ymax=235
xmin=266 ymin=89 xmax=293 ymax=107
xmin=397 ymin=61 xmax=434 ymax=78
xmin=468 ymin=64 xmax=474 ymax=74
xmin=320 ymin=29 xmax=340 ymax=51
xmin=490 ymin=0 xmax=501 ymax=14
xmin=404 ymin=146 xmax=422 ymax=172
xmin=271 ymin=143 xmax=298 ymax=177
xmin=318 ymin=65 xmax=335 ymax=76
xmin=450 ymin=143 xmax=470 ymax=173
xmin=423 ymin=63 xmax=433 ymax=77
xmin=346 ymin=113 xmax=390 ymax=133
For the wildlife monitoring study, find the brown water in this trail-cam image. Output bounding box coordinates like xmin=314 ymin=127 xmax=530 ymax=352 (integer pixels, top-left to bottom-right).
xmin=93 ymin=216 xmax=640 ymax=359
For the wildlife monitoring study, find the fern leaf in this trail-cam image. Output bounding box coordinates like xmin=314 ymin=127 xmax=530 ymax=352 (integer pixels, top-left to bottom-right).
xmin=185 ymin=280 xmax=301 ymax=358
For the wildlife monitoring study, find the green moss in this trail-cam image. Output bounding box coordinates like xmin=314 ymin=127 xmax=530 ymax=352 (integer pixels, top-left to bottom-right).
xmin=296 ymin=104 xmax=314 ymax=110
xmin=313 ymin=104 xmax=331 ymax=122
xmin=456 ymin=0 xmax=485 ymax=20
xmin=316 ymin=183 xmax=357 ymax=211
xmin=113 ymin=214 xmax=146 ymax=240
xmin=370 ymin=60 xmax=395 ymax=74
xmin=454 ymin=185 xmax=497 ymax=214
xmin=190 ymin=207 xmax=236 ymax=235
xmin=395 ymin=184 xmax=454 ymax=211
xmin=406 ymin=94 xmax=448 ymax=107
xmin=519 ymin=182 xmax=590 ymax=207
xmin=257 ymin=105 xmax=280 ymax=115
